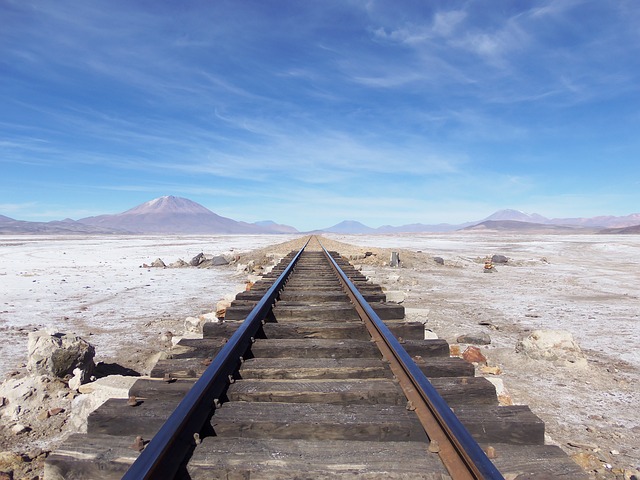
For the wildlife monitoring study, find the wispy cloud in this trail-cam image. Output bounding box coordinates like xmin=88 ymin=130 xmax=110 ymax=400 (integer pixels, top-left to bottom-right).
xmin=2 ymin=1 xmax=639 ymax=227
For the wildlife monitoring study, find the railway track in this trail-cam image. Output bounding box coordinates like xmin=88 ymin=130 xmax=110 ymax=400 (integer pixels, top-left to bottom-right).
xmin=45 ymin=236 xmax=587 ymax=479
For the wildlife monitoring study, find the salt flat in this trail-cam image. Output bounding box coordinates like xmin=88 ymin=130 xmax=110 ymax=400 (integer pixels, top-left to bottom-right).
xmin=0 ymin=234 xmax=298 ymax=376
xmin=0 ymin=232 xmax=638 ymax=475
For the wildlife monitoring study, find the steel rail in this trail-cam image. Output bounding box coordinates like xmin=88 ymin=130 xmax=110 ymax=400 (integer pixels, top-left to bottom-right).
xmin=320 ymin=243 xmax=505 ymax=480
xmin=122 ymin=238 xmax=309 ymax=480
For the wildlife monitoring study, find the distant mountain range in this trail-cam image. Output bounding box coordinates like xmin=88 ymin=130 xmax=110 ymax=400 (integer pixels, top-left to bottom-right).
xmin=1 ymin=200 xmax=639 ymax=235
xmin=0 ymin=196 xmax=297 ymax=235
xmin=317 ymin=208 xmax=640 ymax=234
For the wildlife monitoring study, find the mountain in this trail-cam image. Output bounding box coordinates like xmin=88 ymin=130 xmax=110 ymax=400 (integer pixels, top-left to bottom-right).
xmin=0 ymin=216 xmax=129 ymax=235
xmin=462 ymin=220 xmax=595 ymax=233
xmin=376 ymin=222 xmax=473 ymax=233
xmin=547 ymin=213 xmax=640 ymax=228
xmin=599 ymin=224 xmax=640 ymax=234
xmin=253 ymin=220 xmax=299 ymax=234
xmin=77 ymin=196 xmax=280 ymax=234
xmin=482 ymin=209 xmax=549 ymax=223
xmin=321 ymin=220 xmax=376 ymax=234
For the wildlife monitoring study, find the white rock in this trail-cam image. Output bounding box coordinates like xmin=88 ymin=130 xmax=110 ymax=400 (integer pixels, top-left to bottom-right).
xmin=11 ymin=423 xmax=28 ymax=434
xmin=184 ymin=316 xmax=205 ymax=333
xmin=27 ymin=330 xmax=95 ymax=383
xmin=424 ymin=329 xmax=439 ymax=340
xmin=159 ymin=331 xmax=173 ymax=343
xmin=199 ymin=312 xmax=220 ymax=323
xmin=0 ymin=375 xmax=62 ymax=421
xmin=67 ymin=368 xmax=84 ymax=391
xmin=516 ymin=329 xmax=587 ymax=367
xmin=385 ymin=291 xmax=407 ymax=303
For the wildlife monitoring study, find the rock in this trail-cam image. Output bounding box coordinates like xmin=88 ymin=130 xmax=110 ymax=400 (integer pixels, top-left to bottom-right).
xmin=11 ymin=423 xmax=28 ymax=434
xmin=479 ymin=365 xmax=502 ymax=375
xmin=27 ymin=331 xmax=95 ymax=384
xmin=216 ymin=300 xmax=232 ymax=318
xmin=151 ymin=258 xmax=166 ymax=268
xmin=190 ymin=253 xmax=205 ymax=266
xmin=68 ymin=367 xmax=85 ymax=391
xmin=211 ymin=255 xmax=229 ymax=266
xmin=0 ymin=451 xmax=23 ymax=471
xmin=184 ymin=316 xmax=205 ymax=334
xmin=449 ymin=345 xmax=461 ymax=357
xmin=385 ymin=291 xmax=406 ymax=303
xmin=390 ymin=252 xmax=400 ymax=267
xmin=199 ymin=312 xmax=220 ymax=324
xmin=456 ymin=333 xmax=491 ymax=345
xmin=515 ymin=329 xmax=587 ymax=367
xmin=424 ymin=329 xmax=438 ymax=340
xmin=485 ymin=378 xmax=513 ymax=405
xmin=159 ymin=331 xmax=173 ymax=343
xmin=571 ymin=452 xmax=602 ymax=471
xmin=0 ymin=375 xmax=67 ymax=421
xmin=433 ymin=257 xmax=444 ymax=265
xmin=168 ymin=259 xmax=188 ymax=268
xmin=491 ymin=254 xmax=509 ymax=264
xmin=461 ymin=346 xmax=487 ymax=364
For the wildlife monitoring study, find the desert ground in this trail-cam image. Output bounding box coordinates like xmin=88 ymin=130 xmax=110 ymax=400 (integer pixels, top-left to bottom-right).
xmin=0 ymin=233 xmax=638 ymax=479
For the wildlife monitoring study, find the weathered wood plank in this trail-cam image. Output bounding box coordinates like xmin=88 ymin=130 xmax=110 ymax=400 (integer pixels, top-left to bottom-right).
xmin=413 ymin=356 xmax=475 ymax=377
xmin=482 ymin=443 xmax=589 ymax=478
xmin=400 ymin=339 xmax=451 ymax=357
xmin=44 ymin=433 xmax=137 ymax=480
xmin=429 ymin=377 xmax=497 ymax=405
xmin=452 ymin=405 xmax=545 ymax=445
xmin=87 ymin=397 xmax=180 ymax=437
xmin=212 ymin=402 xmax=427 ymax=442
xmin=239 ymin=357 xmax=392 ymax=380
xmin=187 ymin=437 xmax=450 ymax=479
xmin=128 ymin=378 xmax=194 ymax=398
xmin=248 ymin=338 xmax=382 ymax=358
xmin=226 ymin=379 xmax=406 ymax=405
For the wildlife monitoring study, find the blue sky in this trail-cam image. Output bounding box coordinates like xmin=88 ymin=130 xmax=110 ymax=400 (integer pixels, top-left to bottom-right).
xmin=1 ymin=0 xmax=639 ymax=230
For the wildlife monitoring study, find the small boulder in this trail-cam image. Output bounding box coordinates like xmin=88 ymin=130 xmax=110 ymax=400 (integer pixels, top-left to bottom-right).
xmin=184 ymin=316 xmax=205 ymax=334
xmin=456 ymin=332 xmax=491 ymax=345
xmin=424 ymin=329 xmax=438 ymax=340
xmin=491 ymin=254 xmax=508 ymax=264
xmin=461 ymin=346 xmax=487 ymax=364
xmin=211 ymin=255 xmax=229 ymax=266
xmin=385 ymin=291 xmax=406 ymax=304
xmin=433 ymin=257 xmax=444 ymax=265
xmin=168 ymin=259 xmax=188 ymax=268
xmin=515 ymin=329 xmax=587 ymax=367
xmin=151 ymin=258 xmax=166 ymax=268
xmin=190 ymin=253 xmax=205 ymax=266
xmin=27 ymin=331 xmax=95 ymax=384
xmin=485 ymin=378 xmax=513 ymax=405
xmin=199 ymin=312 xmax=220 ymax=324
xmin=159 ymin=331 xmax=173 ymax=343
